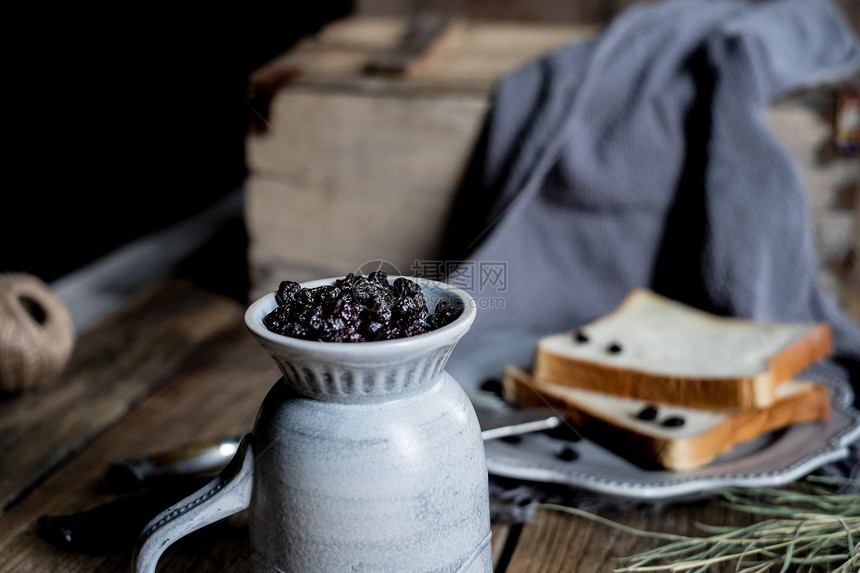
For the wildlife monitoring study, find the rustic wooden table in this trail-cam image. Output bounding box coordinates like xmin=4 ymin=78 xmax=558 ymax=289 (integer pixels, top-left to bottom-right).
xmin=0 ymin=279 xmax=760 ymax=572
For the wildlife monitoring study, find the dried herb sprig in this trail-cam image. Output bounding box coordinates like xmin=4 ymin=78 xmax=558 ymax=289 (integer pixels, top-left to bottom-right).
xmin=540 ymin=476 xmax=859 ymax=573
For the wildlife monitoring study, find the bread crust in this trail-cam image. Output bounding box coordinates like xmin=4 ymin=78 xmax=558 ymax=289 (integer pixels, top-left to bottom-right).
xmin=767 ymin=322 xmax=832 ymax=388
xmin=533 ymin=357 xmax=762 ymax=409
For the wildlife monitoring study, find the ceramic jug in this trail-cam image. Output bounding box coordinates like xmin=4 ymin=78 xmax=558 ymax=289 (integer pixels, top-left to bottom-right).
xmin=132 ymin=276 xmax=492 ymax=572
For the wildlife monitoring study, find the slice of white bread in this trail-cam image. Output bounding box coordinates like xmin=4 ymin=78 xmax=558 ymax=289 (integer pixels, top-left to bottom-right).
xmin=503 ymin=367 xmax=831 ymax=470
xmin=533 ymin=289 xmax=832 ymax=409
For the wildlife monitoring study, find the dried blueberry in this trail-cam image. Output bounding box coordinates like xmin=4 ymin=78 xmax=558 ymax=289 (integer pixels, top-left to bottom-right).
xmin=661 ymin=416 xmax=686 ymax=428
xmin=318 ymin=285 xmax=341 ymax=305
xmin=275 ymin=280 xmax=301 ymax=307
xmin=606 ymin=342 xmax=623 ymax=354
xmin=262 ymin=307 xmax=289 ymax=334
xmin=556 ymin=447 xmax=579 ymax=462
xmin=297 ymin=288 xmax=315 ymax=307
xmin=368 ymin=271 xmax=388 ymax=285
xmin=636 ymin=405 xmax=659 ymax=421
xmin=572 ymin=330 xmax=589 ymax=343
xmin=479 ymin=378 xmax=504 ymax=397
xmin=393 ymin=277 xmax=421 ymax=296
xmin=429 ymin=299 xmax=458 ymax=329
xmin=350 ymin=276 xmax=372 ymax=303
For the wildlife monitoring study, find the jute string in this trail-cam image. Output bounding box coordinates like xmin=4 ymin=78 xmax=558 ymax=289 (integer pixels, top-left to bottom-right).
xmin=0 ymin=273 xmax=75 ymax=394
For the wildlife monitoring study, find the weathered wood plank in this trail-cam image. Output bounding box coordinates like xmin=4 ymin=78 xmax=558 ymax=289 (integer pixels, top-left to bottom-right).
xmin=490 ymin=522 xmax=512 ymax=570
xmin=0 ymin=314 xmax=276 ymax=571
xmin=0 ymin=279 xmax=243 ymax=513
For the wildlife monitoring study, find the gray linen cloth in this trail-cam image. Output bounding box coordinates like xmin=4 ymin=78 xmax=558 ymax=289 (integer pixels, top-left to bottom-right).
xmin=438 ymin=0 xmax=860 ymax=517
xmin=444 ymin=0 xmax=860 ymax=376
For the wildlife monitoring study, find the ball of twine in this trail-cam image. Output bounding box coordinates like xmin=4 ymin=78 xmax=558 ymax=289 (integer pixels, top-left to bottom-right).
xmin=0 ymin=273 xmax=76 ymax=394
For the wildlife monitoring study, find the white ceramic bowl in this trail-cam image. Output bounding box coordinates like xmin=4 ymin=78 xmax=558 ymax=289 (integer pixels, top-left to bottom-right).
xmin=244 ymin=276 xmax=477 ymax=402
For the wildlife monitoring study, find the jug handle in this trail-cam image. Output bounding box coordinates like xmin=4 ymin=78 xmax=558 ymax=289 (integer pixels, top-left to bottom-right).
xmin=131 ymin=433 xmax=254 ymax=573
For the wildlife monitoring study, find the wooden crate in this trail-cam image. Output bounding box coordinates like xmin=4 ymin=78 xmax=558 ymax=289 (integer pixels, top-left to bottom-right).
xmin=243 ymin=16 xmax=594 ymax=298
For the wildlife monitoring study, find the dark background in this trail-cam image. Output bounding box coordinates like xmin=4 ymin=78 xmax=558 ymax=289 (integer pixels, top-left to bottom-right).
xmin=2 ymin=5 xmax=352 ymax=283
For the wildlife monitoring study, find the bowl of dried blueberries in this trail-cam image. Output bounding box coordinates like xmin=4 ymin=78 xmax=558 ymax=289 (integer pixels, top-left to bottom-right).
xmin=244 ymin=272 xmax=478 ymax=400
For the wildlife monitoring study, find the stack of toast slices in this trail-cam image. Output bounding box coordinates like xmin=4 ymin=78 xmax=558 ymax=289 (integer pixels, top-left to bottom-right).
xmin=503 ymin=289 xmax=834 ymax=470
